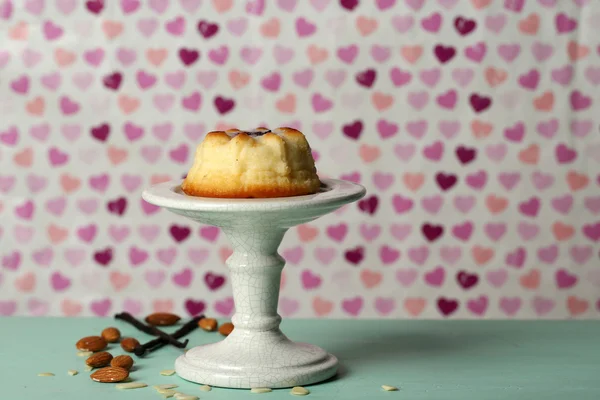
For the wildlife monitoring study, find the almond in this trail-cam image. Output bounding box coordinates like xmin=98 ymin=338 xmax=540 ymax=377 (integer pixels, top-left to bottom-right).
xmin=101 ymin=327 xmax=121 ymax=343
xmin=218 ymin=322 xmax=234 ymax=336
xmin=120 ymin=337 xmax=140 ymax=352
xmin=86 ymin=351 xmax=113 ymax=368
xmin=198 ymin=318 xmax=218 ymax=332
xmin=111 ymin=355 xmax=134 ymax=371
xmin=90 ymin=367 xmax=129 ymax=383
xmin=145 ymin=312 xmax=181 ymax=326
xmin=76 ymin=336 xmax=107 ymax=352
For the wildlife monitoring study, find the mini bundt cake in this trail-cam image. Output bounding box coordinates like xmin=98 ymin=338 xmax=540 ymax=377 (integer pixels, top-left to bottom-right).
xmin=181 ymin=127 xmax=320 ymax=198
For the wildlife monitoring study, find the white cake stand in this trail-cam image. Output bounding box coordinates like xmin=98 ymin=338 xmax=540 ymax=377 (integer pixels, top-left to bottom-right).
xmin=142 ymin=179 xmax=365 ymax=389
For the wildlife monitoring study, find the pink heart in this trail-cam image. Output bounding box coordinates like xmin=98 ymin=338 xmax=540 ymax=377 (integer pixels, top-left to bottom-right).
xmin=90 ymin=298 xmax=112 ymax=316
xmin=440 ymin=246 xmax=461 ymax=264
xmin=214 ymin=297 xmax=234 ymax=316
xmin=122 ymin=298 xmax=143 ymax=316
xmin=149 ymin=0 xmax=168 ymax=13
xmin=197 ymin=71 xmax=218 ymax=89
xmin=145 ymin=270 xmax=166 ymax=288
xmin=487 ymin=269 xmax=508 ymax=288
xmin=227 ymin=17 xmax=247 ymax=36
xmin=157 ymin=247 xmax=177 ymax=265
xmin=27 ymin=174 xmax=47 ymax=193
xmin=28 ymin=298 xmax=49 ymax=316
xmin=188 ymin=248 xmax=209 ymax=264
xmin=280 ymin=297 xmax=300 ymax=317
xmin=173 ymin=268 xmax=193 ymax=287
xmin=314 ymin=247 xmax=336 ymax=265
xmin=138 ymin=224 xmax=160 ymax=243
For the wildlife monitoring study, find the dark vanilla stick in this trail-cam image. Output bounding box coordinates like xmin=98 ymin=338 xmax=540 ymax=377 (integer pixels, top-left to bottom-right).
xmin=133 ymin=315 xmax=204 ymax=357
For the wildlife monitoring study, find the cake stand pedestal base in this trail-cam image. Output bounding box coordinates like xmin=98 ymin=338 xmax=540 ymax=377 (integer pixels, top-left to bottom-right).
xmin=176 ymin=329 xmax=338 ymax=389
xmin=142 ymin=179 xmax=365 ymax=389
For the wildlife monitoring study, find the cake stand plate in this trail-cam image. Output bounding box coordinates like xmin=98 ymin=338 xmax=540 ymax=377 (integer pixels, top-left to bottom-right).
xmin=142 ymin=179 xmax=366 ymax=389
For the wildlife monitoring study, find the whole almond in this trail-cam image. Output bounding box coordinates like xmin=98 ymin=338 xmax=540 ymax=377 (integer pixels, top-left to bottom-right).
xmin=90 ymin=367 xmax=129 ymax=383
xmin=198 ymin=318 xmax=218 ymax=332
xmin=111 ymin=355 xmax=134 ymax=371
xmin=86 ymin=351 xmax=113 ymax=368
xmin=76 ymin=336 xmax=107 ymax=352
xmin=101 ymin=327 xmax=121 ymax=343
xmin=218 ymin=322 xmax=234 ymax=336
xmin=145 ymin=312 xmax=181 ymax=326
xmin=120 ymin=337 xmax=140 ymax=352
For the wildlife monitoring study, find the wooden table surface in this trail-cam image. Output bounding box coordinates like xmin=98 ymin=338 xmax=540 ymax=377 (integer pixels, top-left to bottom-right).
xmin=1 ymin=318 xmax=599 ymax=399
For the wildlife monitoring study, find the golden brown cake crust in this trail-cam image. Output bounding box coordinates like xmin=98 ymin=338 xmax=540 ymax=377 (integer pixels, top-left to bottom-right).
xmin=181 ymin=127 xmax=320 ymax=199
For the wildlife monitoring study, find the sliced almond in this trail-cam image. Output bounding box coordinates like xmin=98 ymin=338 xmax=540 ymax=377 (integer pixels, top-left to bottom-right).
xmin=77 ymin=351 xmax=93 ymax=357
xmin=251 ymin=387 xmax=272 ymax=393
xmin=291 ymin=386 xmax=309 ymax=396
xmin=153 ymin=384 xmax=178 ymax=390
xmin=37 ymin=372 xmax=54 ymax=377
xmin=67 ymin=370 xmax=78 ymax=376
xmin=116 ymin=382 xmax=147 ymax=390
xmin=382 ymin=384 xmax=398 ymax=391
xmin=174 ymin=394 xmax=198 ymax=400
xmin=199 ymin=385 xmax=212 ymax=392
xmin=160 ymin=369 xmax=176 ymax=376
xmin=158 ymin=389 xmax=177 ymax=398
xmin=84 ymin=365 xmax=93 ymax=372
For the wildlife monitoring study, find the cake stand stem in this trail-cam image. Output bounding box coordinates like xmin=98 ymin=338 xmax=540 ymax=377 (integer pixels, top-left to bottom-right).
xmin=222 ymin=227 xmax=287 ymax=333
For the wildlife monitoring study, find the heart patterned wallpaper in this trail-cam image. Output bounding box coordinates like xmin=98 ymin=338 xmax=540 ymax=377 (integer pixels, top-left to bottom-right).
xmin=1 ymin=0 xmax=599 ymax=319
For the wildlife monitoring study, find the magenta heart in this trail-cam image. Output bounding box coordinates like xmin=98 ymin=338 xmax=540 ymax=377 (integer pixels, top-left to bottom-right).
xmin=337 ymin=44 xmax=358 ymax=64
xmin=424 ymin=266 xmax=445 ymax=287
xmin=2 ymin=251 xmax=21 ymax=271
xmin=203 ymin=272 xmax=225 ymax=291
xmin=392 ymin=195 xmax=413 ymax=214
xmin=537 ymin=244 xmax=558 ymax=264
xmin=184 ymin=299 xmax=205 ymax=316
xmin=484 ymin=223 xmax=506 ymax=242
xmin=129 ymin=246 xmax=148 ymax=266
xmin=51 ymin=271 xmax=70 ymax=291
xmin=465 ymin=42 xmax=486 ymax=62
xmin=77 ymin=224 xmax=97 ymax=243
xmin=326 ymin=223 xmax=347 ymax=242
xmin=173 ymin=268 xmax=193 ymax=287
xmin=214 ymin=297 xmax=234 ymax=316
xmin=341 ymin=296 xmax=363 ymax=316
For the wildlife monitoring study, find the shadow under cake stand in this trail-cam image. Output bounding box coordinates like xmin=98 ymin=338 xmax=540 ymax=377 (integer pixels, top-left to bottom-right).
xmin=142 ymin=179 xmax=365 ymax=389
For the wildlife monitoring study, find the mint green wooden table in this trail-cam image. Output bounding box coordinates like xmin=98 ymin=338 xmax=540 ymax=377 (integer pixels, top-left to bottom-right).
xmin=1 ymin=318 xmax=599 ymax=399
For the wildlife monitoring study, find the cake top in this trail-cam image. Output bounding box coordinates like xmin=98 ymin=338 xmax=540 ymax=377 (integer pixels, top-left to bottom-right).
xmin=225 ymin=127 xmax=271 ymax=137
